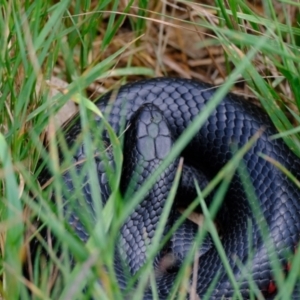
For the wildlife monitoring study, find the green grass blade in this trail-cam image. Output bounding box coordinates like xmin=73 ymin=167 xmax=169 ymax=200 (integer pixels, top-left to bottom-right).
xmin=0 ymin=134 xmax=24 ymax=299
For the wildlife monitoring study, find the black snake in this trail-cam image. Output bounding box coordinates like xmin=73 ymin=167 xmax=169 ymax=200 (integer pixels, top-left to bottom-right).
xmin=41 ymin=78 xmax=300 ymax=299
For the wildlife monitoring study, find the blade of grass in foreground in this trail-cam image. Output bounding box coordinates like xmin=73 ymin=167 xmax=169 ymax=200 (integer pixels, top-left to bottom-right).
xmin=0 ymin=134 xmax=24 ymax=299
xmin=190 ymin=133 xmax=265 ymax=300
xmin=132 ymin=159 xmax=184 ymax=300
xmin=258 ymin=153 xmax=300 ymax=298
xmin=237 ymin=160 xmax=286 ymax=293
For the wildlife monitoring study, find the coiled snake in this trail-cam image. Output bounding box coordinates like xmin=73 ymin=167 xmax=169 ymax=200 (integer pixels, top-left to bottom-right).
xmin=44 ymin=78 xmax=300 ymax=299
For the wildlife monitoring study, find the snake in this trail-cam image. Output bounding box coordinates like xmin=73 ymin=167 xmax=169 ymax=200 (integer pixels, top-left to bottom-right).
xmin=42 ymin=77 xmax=300 ymax=299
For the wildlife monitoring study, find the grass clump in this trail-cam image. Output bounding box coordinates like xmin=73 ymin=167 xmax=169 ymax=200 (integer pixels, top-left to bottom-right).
xmin=0 ymin=0 xmax=300 ymax=299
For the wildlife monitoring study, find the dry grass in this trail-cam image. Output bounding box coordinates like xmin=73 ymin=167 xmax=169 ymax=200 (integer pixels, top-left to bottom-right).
xmin=49 ymin=1 xmax=299 ymax=119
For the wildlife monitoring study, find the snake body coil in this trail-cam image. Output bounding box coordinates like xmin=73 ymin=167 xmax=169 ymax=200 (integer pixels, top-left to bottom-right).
xmin=52 ymin=78 xmax=300 ymax=299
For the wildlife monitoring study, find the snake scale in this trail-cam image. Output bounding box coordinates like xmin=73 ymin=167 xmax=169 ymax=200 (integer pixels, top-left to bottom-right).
xmin=41 ymin=78 xmax=300 ymax=299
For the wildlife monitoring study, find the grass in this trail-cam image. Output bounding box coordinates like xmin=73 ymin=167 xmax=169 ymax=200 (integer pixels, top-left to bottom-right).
xmin=0 ymin=0 xmax=300 ymax=299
